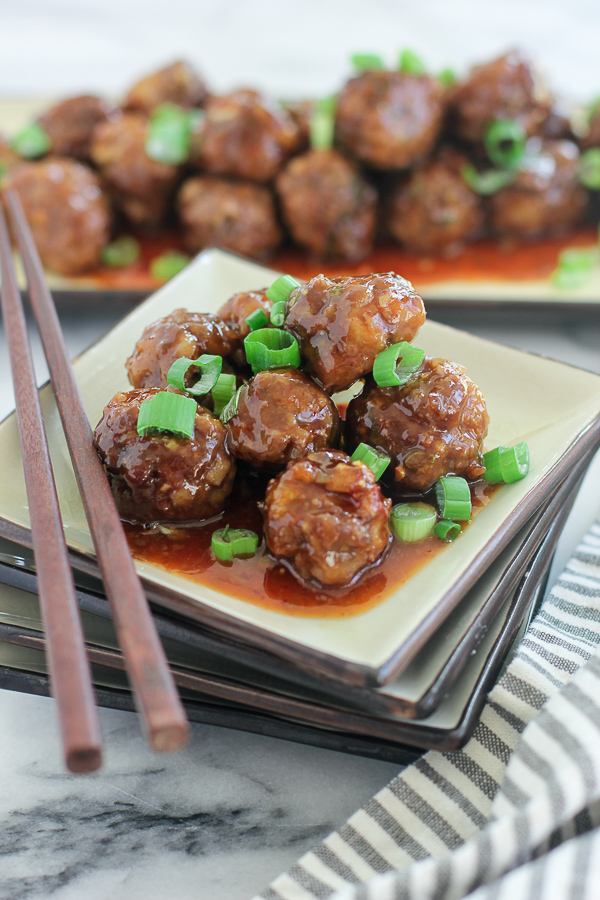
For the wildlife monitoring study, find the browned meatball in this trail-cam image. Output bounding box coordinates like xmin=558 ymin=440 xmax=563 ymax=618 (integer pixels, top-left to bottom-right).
xmin=346 ymin=359 xmax=489 ymax=492
xmin=276 ymin=148 xmax=377 ymax=261
xmin=263 ymin=450 xmax=391 ymax=586
xmin=196 ymin=90 xmax=300 ymax=182
xmin=450 ymin=51 xmax=551 ymax=143
xmin=285 ymin=273 xmax=426 ymax=394
xmin=123 ymin=60 xmax=208 ymax=114
xmin=90 ymin=114 xmax=179 ymax=227
xmin=94 ymin=387 xmax=235 ymax=524
xmin=227 ymin=368 xmax=341 ymax=472
xmin=386 ymin=149 xmax=483 ymax=253
xmin=38 ymin=95 xmax=119 ymax=161
xmin=581 ymin=107 xmax=600 ymax=151
xmin=2 ymin=157 xmax=110 ymax=275
xmin=281 ymin=99 xmax=314 ymax=151
xmin=488 ymin=139 xmax=587 ymax=238
xmin=217 ymin=289 xmax=272 ymax=341
xmin=126 ymin=308 xmax=238 ymax=389
xmin=177 ymin=176 xmax=282 ymax=258
xmin=335 ymin=71 xmax=445 ymax=170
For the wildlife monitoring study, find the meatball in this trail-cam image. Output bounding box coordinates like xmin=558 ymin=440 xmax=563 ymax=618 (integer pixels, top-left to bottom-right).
xmin=346 ymin=359 xmax=489 ymax=492
xmin=196 ymin=90 xmax=300 ymax=182
xmin=38 ymin=95 xmax=119 ymax=161
xmin=94 ymin=387 xmax=235 ymax=524
xmin=276 ymin=148 xmax=377 ymax=261
xmin=177 ymin=176 xmax=282 ymax=258
xmin=450 ymin=51 xmax=551 ymax=142
xmin=285 ymin=273 xmax=426 ymax=394
xmin=263 ymin=450 xmax=391 ymax=586
xmin=123 ymin=60 xmax=208 ymax=114
xmin=126 ymin=308 xmax=238 ymax=389
xmin=335 ymin=70 xmax=445 ymax=170
xmin=227 ymin=368 xmax=341 ymax=472
xmin=488 ymin=139 xmax=587 ymax=238
xmin=90 ymin=113 xmax=179 ymax=227
xmin=386 ymin=149 xmax=483 ymax=253
xmin=2 ymin=157 xmax=110 ymax=275
xmin=217 ymin=289 xmax=272 ymax=341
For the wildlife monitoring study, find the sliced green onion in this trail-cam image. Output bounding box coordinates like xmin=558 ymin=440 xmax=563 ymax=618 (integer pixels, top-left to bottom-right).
xmin=310 ymin=96 xmax=337 ymax=151
xmin=551 ymin=248 xmax=597 ymax=289
xmin=167 ymin=353 xmax=222 ymax=397
xmin=266 ymin=274 xmax=302 ymax=305
xmin=398 ymin=49 xmax=427 ymax=76
xmin=483 ymin=442 xmax=530 ymax=484
xmin=484 ymin=119 xmax=527 ymax=170
xmin=351 ymin=53 xmax=384 ymax=72
xmin=220 ymin=384 xmax=244 ymax=423
xmin=137 ymin=391 xmax=197 ymax=439
xmin=438 ymin=67 xmax=457 ymax=87
xmin=211 ymin=373 xmax=237 ymax=416
xmin=12 ymin=122 xmax=51 ymax=158
xmin=434 ymin=520 xmax=461 ymax=542
xmin=145 ymin=103 xmax=198 ymax=165
xmin=212 ymin=526 xmax=259 ymax=561
xmin=373 ymin=342 xmax=425 ymax=387
xmin=434 ymin=476 xmax=472 ymax=521
xmin=350 ymin=443 xmax=390 ymax=481
xmin=579 ymin=148 xmax=600 ymax=190
xmin=150 ymin=251 xmax=190 ymax=282
xmin=270 ymin=301 xmax=287 ymax=327
xmin=245 ymin=308 xmax=270 ymax=331
xmin=390 ymin=502 xmax=436 ymax=542
xmin=461 ymin=164 xmax=516 ymax=195
xmin=100 ymin=236 xmax=140 ymax=268
xmin=244 ymin=328 xmax=301 ymax=374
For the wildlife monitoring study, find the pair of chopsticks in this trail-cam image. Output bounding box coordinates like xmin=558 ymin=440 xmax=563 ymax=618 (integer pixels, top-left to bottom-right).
xmin=0 ymin=191 xmax=188 ymax=772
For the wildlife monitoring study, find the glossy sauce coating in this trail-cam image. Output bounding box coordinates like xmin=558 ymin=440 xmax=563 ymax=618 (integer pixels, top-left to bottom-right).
xmin=39 ymin=95 xmax=120 ymax=161
xmin=123 ymin=60 xmax=208 ymax=114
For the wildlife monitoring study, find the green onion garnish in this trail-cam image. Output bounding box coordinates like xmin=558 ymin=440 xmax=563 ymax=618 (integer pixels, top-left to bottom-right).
xmin=244 ymin=328 xmax=301 ymax=374
xmin=270 ymin=301 xmax=287 ymax=327
xmin=137 ymin=391 xmax=197 ymax=439
xmin=220 ymin=385 xmax=244 ymax=423
xmin=438 ymin=67 xmax=457 ymax=87
xmin=551 ymin=248 xmax=597 ymax=289
xmin=390 ymin=502 xmax=436 ymax=543
xmin=483 ymin=442 xmax=530 ymax=484
xmin=484 ymin=119 xmax=527 ymax=170
xmin=266 ymin=274 xmax=302 ymax=305
xmin=461 ymin=164 xmax=516 ymax=195
xmin=167 ymin=354 xmax=222 ymax=398
xmin=11 ymin=122 xmax=51 ymax=158
xmin=100 ymin=236 xmax=140 ymax=268
xmin=245 ymin=308 xmax=270 ymax=331
xmin=350 ymin=443 xmax=391 ymax=481
xmin=434 ymin=520 xmax=461 ymax=542
xmin=150 ymin=251 xmax=190 ymax=282
xmin=310 ymin=96 xmax=337 ymax=151
xmin=211 ymin=526 xmax=259 ymax=562
xmin=211 ymin=373 xmax=237 ymax=416
xmin=434 ymin=476 xmax=472 ymax=521
xmin=351 ymin=53 xmax=385 ymax=72
xmin=145 ymin=103 xmax=200 ymax=165
xmin=372 ymin=342 xmax=425 ymax=387
xmin=578 ymin=148 xmax=600 ymax=190
xmin=398 ymin=49 xmax=427 ymax=76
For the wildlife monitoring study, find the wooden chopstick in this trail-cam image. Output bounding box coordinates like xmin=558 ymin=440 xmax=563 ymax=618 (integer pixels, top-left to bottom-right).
xmin=0 ymin=207 xmax=103 ymax=773
xmin=5 ymin=190 xmax=189 ymax=753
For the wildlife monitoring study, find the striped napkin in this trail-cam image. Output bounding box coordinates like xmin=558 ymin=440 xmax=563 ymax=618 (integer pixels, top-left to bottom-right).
xmin=254 ymin=519 xmax=600 ymax=900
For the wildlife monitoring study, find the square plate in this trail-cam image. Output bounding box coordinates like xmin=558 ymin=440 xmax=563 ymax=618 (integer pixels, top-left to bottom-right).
xmin=1 ymin=249 xmax=600 ymax=687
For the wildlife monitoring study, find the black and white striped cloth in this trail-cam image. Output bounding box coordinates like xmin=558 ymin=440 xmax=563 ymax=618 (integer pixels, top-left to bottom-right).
xmin=254 ymin=521 xmax=600 ymax=900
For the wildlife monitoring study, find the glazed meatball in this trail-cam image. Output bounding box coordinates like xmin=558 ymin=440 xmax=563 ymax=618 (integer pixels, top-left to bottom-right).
xmin=90 ymin=114 xmax=179 ymax=227
xmin=263 ymin=450 xmax=391 ymax=586
xmin=196 ymin=90 xmax=300 ymax=182
xmin=346 ymin=359 xmax=489 ymax=492
xmin=450 ymin=51 xmax=551 ymax=142
xmin=94 ymin=387 xmax=235 ymax=524
xmin=276 ymin=148 xmax=377 ymax=261
xmin=2 ymin=157 xmax=110 ymax=275
xmin=386 ymin=149 xmax=483 ymax=253
xmin=335 ymin=70 xmax=445 ymax=170
xmin=217 ymin=289 xmax=272 ymax=341
xmin=177 ymin=176 xmax=282 ymax=258
xmin=227 ymin=368 xmax=341 ymax=472
xmin=38 ymin=95 xmax=119 ymax=161
xmin=488 ymin=139 xmax=587 ymax=238
xmin=126 ymin=308 xmax=238 ymax=389
xmin=285 ymin=273 xmax=426 ymax=394
xmin=123 ymin=60 xmax=208 ymax=114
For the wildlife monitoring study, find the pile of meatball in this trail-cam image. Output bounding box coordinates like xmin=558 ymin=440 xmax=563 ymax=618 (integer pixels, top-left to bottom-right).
xmin=93 ymin=271 xmax=489 ymax=589
xmin=0 ymin=52 xmax=598 ymax=276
